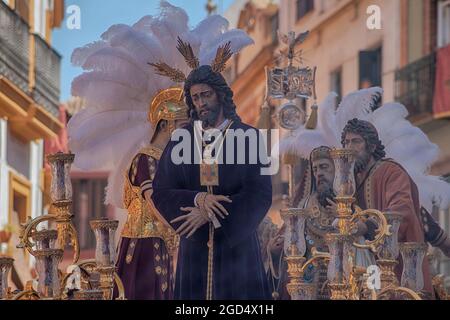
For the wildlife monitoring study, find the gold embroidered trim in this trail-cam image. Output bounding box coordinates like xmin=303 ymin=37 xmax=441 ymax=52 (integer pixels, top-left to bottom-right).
xmin=139 ymin=146 xmax=163 ymax=160
xmin=364 ymin=160 xmax=384 ymax=210
xmin=155 ymin=266 xmax=162 ymax=275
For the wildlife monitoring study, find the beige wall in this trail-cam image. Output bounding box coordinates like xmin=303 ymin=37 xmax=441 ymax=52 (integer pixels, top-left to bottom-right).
xmin=236 ymin=16 xmax=273 ymax=75
xmin=278 ymin=0 xmax=402 ymax=103
xmin=407 ymin=0 xmax=424 ymax=63
xmin=276 ymin=0 xmax=450 ymax=176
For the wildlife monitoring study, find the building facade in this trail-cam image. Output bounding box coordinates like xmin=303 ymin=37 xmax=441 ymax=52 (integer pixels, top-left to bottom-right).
xmin=279 ymin=0 xmax=450 ymax=283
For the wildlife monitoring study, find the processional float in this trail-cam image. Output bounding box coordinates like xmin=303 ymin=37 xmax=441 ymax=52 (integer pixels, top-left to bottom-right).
xmin=267 ymin=30 xmax=436 ymax=300
xmin=0 ymin=152 xmax=125 ymax=300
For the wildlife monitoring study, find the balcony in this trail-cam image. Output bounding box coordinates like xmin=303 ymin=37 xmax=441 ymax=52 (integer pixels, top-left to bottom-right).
xmin=0 ymin=1 xmax=61 ymax=118
xmin=395 ymin=53 xmax=437 ymax=121
xmin=33 ymin=34 xmax=61 ymax=118
xmin=0 ymin=0 xmax=29 ymax=93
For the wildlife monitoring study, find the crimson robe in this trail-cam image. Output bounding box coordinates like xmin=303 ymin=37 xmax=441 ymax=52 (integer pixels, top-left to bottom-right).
xmin=356 ymin=159 xmax=433 ymax=296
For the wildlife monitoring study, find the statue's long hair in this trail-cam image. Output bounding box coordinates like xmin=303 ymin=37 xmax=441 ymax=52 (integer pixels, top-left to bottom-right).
xmin=341 ymin=118 xmax=386 ymax=161
xmin=183 ymin=65 xmax=241 ymax=123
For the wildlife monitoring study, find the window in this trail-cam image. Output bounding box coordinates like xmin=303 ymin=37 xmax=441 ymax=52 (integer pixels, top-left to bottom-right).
xmin=359 ymin=47 xmax=382 ymax=88
xmin=330 ymin=68 xmax=342 ymax=104
xmin=297 ymin=0 xmax=314 ymax=21
xmin=14 ymin=0 xmax=30 ymax=25
xmin=72 ymin=178 xmax=109 ymax=250
xmin=438 ymin=0 xmax=450 ymax=47
xmin=9 ymin=173 xmax=31 ymax=227
xmin=9 ymin=172 xmax=31 ymax=266
xmin=6 ymin=127 xmax=30 ymax=179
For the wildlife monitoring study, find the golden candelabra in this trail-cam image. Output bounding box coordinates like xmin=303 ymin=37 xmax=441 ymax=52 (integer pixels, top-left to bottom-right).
xmin=265 ymin=28 xmax=447 ymax=300
xmin=90 ymin=219 xmax=120 ymax=300
xmin=267 ymin=30 xmax=317 ymax=132
xmin=281 ymin=148 xmax=443 ymax=300
xmin=0 ymin=152 xmax=125 ymax=300
xmin=280 ymin=207 xmax=331 ymax=300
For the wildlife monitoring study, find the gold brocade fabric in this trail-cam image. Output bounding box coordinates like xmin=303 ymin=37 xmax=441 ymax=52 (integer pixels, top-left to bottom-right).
xmin=297 ymin=194 xmax=333 ymax=300
xmin=298 ymin=194 xmax=334 ymax=252
xmin=121 ymin=146 xmax=179 ymax=258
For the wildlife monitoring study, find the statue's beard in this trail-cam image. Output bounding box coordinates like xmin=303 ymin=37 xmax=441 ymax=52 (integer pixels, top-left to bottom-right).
xmin=354 ymin=150 xmax=372 ymax=174
xmin=317 ymin=184 xmax=336 ymax=208
xmin=198 ymin=104 xmax=221 ymax=128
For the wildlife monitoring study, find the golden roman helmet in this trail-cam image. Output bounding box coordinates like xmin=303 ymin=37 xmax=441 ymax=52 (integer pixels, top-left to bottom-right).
xmin=148 ymin=87 xmax=190 ymax=141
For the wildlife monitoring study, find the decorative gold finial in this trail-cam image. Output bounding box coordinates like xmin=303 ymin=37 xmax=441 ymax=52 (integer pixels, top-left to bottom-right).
xmin=210 ymin=41 xmax=233 ymax=73
xmin=150 ymin=37 xmax=233 ymax=80
xmin=206 ymin=0 xmax=217 ymax=16
xmin=177 ymin=37 xmax=200 ymax=70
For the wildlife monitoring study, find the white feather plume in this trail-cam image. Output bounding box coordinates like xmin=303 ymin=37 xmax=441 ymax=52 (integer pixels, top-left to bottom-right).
xmin=71 ymin=72 xmax=149 ymax=110
xmin=317 ymin=92 xmax=339 ymax=146
xmin=194 ymin=15 xmax=229 ymax=50
xmin=68 ymin=1 xmax=254 ymax=208
xmin=105 ymin=138 xmax=150 ymax=207
xmin=68 ymin=110 xmax=148 ymax=154
xmin=199 ymin=29 xmax=255 ymax=66
xmin=100 ymin=24 xmax=130 ymax=41
xmin=71 ymin=41 xmax=108 ymax=67
xmin=82 ymin=47 xmax=148 ymax=80
xmin=279 ymin=88 xmax=450 ymax=211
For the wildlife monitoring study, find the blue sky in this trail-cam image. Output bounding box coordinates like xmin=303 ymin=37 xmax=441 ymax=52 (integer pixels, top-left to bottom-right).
xmin=53 ymin=0 xmax=235 ymax=102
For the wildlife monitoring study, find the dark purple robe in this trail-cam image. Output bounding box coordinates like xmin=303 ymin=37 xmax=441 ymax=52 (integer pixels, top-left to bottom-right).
xmin=152 ymin=121 xmax=272 ymax=300
xmin=115 ymin=237 xmax=173 ymax=300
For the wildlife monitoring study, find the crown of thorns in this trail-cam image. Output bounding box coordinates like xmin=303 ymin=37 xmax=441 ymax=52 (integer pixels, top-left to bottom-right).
xmin=148 ymin=37 xmax=233 ymax=83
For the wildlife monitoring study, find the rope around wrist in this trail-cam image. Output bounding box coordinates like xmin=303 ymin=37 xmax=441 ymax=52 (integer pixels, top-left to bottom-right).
xmin=197 ymin=192 xmax=210 ymax=221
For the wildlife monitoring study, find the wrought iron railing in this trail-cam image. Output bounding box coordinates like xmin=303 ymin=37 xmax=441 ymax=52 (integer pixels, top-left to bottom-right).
xmin=0 ymin=0 xmax=29 ymax=93
xmin=33 ymin=34 xmax=61 ymax=118
xmin=395 ymin=53 xmax=437 ymax=120
xmin=0 ymin=1 xmax=61 ymax=118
